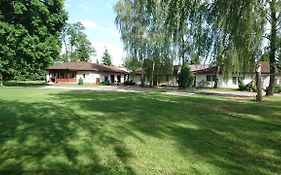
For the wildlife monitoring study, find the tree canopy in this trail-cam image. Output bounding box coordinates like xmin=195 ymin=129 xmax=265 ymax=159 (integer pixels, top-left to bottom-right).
xmin=102 ymin=49 xmax=113 ymax=66
xmin=61 ymin=22 xmax=96 ymax=62
xmin=0 ymin=0 xmax=68 ymax=80
xmin=115 ymin=0 xmax=281 ymax=95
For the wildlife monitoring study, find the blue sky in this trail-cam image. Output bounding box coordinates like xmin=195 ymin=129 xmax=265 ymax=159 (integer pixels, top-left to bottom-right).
xmin=65 ymin=0 xmax=124 ymax=66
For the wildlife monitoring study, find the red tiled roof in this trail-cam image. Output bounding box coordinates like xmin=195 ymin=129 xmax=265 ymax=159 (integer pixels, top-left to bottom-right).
xmin=193 ymin=61 xmax=281 ymax=75
xmin=259 ymin=61 xmax=279 ymax=74
xmin=47 ymin=62 xmax=127 ymax=74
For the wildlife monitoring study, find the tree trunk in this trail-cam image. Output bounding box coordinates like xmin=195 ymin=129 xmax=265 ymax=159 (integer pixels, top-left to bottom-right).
xmin=214 ymin=66 xmax=220 ymax=88
xmin=266 ymin=0 xmax=277 ymax=96
xmin=0 ymin=73 xmax=3 ymax=86
xmin=256 ymin=63 xmax=263 ymax=101
xmin=141 ymin=59 xmax=145 ymax=86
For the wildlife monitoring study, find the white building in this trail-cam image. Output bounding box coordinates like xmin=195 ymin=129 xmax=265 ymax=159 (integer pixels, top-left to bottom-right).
xmin=46 ymin=62 xmax=128 ymax=84
xmin=127 ymin=61 xmax=281 ymax=89
xmin=194 ymin=62 xmax=281 ymax=89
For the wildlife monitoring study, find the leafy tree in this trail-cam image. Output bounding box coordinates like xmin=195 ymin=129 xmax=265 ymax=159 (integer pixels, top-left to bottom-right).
xmin=102 ymin=49 xmax=113 ymax=66
xmin=115 ymin=0 xmax=281 ymax=100
xmin=61 ymin=22 xmax=96 ymax=62
xmin=124 ymin=56 xmax=141 ymax=80
xmin=96 ymin=58 xmax=100 ymax=64
xmin=0 ymin=0 xmax=67 ymax=81
xmin=177 ymin=64 xmax=194 ymax=89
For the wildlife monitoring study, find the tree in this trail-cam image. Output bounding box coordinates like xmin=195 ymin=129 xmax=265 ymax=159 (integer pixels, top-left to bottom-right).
xmin=177 ymin=64 xmax=194 ymax=89
xmin=61 ymin=22 xmax=96 ymax=62
xmin=115 ymin=0 xmax=281 ymax=101
xmin=115 ymin=0 xmax=176 ymax=86
xmin=124 ymin=56 xmax=141 ymax=80
xmin=96 ymin=58 xmax=100 ymax=64
xmin=102 ymin=49 xmax=113 ymax=66
xmin=0 ymin=0 xmax=67 ymax=81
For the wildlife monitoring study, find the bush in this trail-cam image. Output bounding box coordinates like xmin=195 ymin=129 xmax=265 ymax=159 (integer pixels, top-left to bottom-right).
xmin=100 ymin=80 xmax=110 ymax=85
xmin=78 ymin=77 xmax=83 ymax=85
xmin=124 ymin=80 xmax=136 ymax=86
xmin=177 ymin=64 xmax=194 ymax=89
xmin=238 ymin=80 xmax=256 ymax=92
xmin=274 ymin=86 xmax=281 ymax=93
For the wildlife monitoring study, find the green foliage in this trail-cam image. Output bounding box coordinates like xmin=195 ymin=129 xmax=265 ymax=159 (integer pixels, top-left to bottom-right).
xmin=60 ymin=22 xmax=96 ymax=62
xmin=274 ymin=86 xmax=281 ymax=93
xmin=123 ymin=80 xmax=136 ymax=86
xmin=78 ymin=77 xmax=83 ymax=85
xmin=0 ymin=0 xmax=67 ymax=80
xmin=102 ymin=49 xmax=112 ymax=66
xmin=124 ymin=57 xmax=140 ymax=72
xmin=238 ymin=80 xmax=257 ymax=92
xmin=100 ymin=80 xmax=111 ymax=85
xmin=177 ymin=64 xmax=194 ymax=89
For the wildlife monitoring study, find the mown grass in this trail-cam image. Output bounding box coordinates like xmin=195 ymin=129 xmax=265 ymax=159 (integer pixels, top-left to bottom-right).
xmin=0 ymin=87 xmax=280 ymax=175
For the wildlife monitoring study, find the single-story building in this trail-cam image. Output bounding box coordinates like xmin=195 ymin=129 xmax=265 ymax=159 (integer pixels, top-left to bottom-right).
xmin=128 ymin=64 xmax=209 ymax=86
xmin=194 ymin=61 xmax=281 ymax=89
xmin=46 ymin=62 xmax=128 ymax=84
xmin=127 ymin=61 xmax=281 ymax=89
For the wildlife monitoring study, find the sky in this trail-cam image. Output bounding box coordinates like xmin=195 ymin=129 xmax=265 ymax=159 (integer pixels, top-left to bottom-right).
xmin=65 ymin=0 xmax=125 ymax=66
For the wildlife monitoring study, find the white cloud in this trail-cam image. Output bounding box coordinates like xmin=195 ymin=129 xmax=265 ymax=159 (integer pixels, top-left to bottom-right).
xmin=91 ymin=41 xmax=125 ymax=66
xmin=80 ymin=20 xmax=99 ymax=30
xmin=105 ymin=28 xmax=120 ymax=38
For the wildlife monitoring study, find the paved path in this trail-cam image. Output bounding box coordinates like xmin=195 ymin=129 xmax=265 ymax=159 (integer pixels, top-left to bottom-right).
xmin=42 ymin=85 xmax=258 ymax=98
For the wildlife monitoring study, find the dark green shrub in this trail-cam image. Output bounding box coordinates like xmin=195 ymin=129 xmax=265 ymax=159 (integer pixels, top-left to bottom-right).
xmin=239 ymin=80 xmax=256 ymax=92
xmin=101 ymin=80 xmax=110 ymax=85
xmin=274 ymin=86 xmax=281 ymax=93
xmin=78 ymin=77 xmax=83 ymax=85
xmin=124 ymin=80 xmax=136 ymax=86
xmin=177 ymin=64 xmax=194 ymax=89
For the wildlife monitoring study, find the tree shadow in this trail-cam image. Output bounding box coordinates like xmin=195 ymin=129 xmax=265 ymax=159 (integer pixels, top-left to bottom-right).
xmin=0 ymin=99 xmax=136 ymax=174
xmin=52 ymin=91 xmax=281 ymax=174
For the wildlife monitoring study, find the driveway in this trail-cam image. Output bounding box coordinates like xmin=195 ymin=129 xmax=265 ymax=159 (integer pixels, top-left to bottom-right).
xmin=42 ymin=85 xmax=259 ymax=98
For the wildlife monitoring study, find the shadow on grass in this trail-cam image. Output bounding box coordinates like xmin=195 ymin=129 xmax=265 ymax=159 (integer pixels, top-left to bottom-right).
xmin=54 ymin=91 xmax=281 ymax=174
xmin=0 ymin=99 xmax=136 ymax=175
xmin=0 ymin=90 xmax=280 ymax=174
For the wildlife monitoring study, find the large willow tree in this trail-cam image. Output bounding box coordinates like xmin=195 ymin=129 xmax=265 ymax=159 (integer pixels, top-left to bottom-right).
xmin=115 ymin=0 xmax=281 ymax=96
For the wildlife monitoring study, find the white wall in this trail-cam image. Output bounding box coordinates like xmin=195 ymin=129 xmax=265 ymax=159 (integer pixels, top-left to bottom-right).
xmin=262 ymin=75 xmax=281 ymax=89
xmin=195 ymin=74 xmax=253 ymax=88
xmin=76 ymin=71 xmax=126 ymax=84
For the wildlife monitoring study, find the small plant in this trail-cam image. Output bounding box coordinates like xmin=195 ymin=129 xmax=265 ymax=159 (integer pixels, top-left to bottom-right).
xmin=78 ymin=77 xmax=83 ymax=85
xmin=274 ymin=86 xmax=281 ymax=93
xmin=124 ymin=80 xmax=136 ymax=86
xmin=177 ymin=64 xmax=194 ymax=89
xmin=238 ymin=80 xmax=256 ymax=92
xmin=101 ymin=80 xmax=110 ymax=85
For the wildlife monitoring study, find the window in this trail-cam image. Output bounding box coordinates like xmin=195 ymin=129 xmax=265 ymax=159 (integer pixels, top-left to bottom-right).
xmin=206 ymin=75 xmax=216 ymax=82
xmin=83 ymin=74 xmax=86 ymax=79
xmin=232 ymin=77 xmax=237 ymax=85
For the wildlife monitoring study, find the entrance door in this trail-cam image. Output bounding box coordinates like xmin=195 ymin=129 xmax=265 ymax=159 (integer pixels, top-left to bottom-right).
xmin=110 ymin=75 xmax=115 ymax=83
xmin=117 ymin=75 xmax=121 ymax=84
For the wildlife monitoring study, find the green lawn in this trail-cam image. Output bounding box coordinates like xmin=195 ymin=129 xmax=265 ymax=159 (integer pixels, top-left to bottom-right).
xmin=0 ymin=87 xmax=280 ymax=175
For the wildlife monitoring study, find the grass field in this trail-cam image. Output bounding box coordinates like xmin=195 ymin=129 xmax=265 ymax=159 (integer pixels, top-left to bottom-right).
xmin=0 ymin=87 xmax=280 ymax=175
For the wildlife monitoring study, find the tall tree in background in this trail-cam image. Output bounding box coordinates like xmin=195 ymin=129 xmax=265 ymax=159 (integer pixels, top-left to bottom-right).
xmin=115 ymin=0 xmax=175 ymax=85
xmin=61 ymin=22 xmax=96 ymax=62
xmin=102 ymin=49 xmax=113 ymax=66
xmin=115 ymin=0 xmax=281 ymax=100
xmin=0 ymin=0 xmax=67 ymax=81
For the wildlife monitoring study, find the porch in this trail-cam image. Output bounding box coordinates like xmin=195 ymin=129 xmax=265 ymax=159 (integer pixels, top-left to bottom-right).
xmin=48 ymin=70 xmax=77 ymax=83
